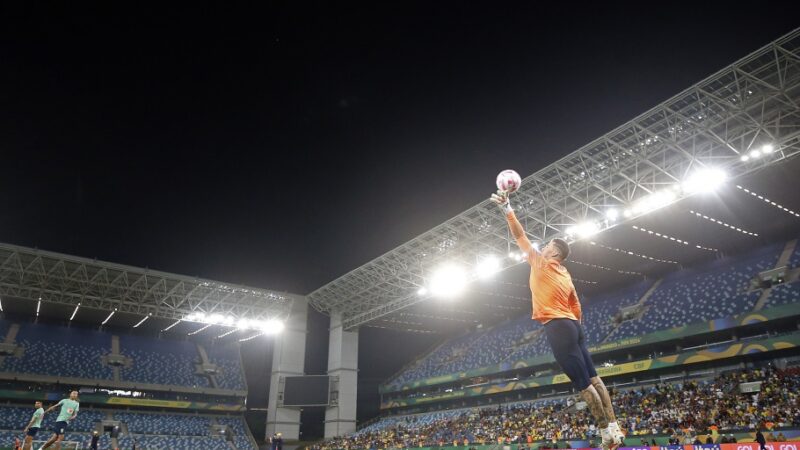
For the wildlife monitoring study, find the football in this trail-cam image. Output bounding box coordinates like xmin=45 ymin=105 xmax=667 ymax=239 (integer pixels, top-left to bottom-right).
xmin=496 ymin=169 xmax=522 ymax=193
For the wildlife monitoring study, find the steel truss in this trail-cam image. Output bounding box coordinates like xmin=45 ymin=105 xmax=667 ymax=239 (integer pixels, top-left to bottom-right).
xmin=0 ymin=243 xmax=298 ymax=322
xmin=309 ymin=28 xmax=800 ymax=330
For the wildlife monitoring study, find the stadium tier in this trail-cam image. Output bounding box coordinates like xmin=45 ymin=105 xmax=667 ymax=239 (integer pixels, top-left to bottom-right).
xmin=325 ymin=367 xmax=800 ymax=450
xmin=0 ymin=405 xmax=256 ymax=450
xmin=114 ymin=412 xmax=212 ymax=436
xmin=1 ymin=323 xmax=114 ymax=380
xmin=790 ymin=244 xmax=800 ymax=269
xmin=385 ymin=240 xmax=798 ymax=388
xmin=0 ymin=319 xmax=247 ymax=392
xmin=117 ymin=434 xmax=230 ymax=449
xmin=119 ymin=334 xmax=209 ymax=388
xmin=609 ymin=243 xmax=782 ymax=340
xmin=205 ymin=342 xmax=248 ymax=391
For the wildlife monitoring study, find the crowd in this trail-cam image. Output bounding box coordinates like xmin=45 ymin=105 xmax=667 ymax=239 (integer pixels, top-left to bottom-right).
xmin=317 ymin=367 xmax=800 ymax=450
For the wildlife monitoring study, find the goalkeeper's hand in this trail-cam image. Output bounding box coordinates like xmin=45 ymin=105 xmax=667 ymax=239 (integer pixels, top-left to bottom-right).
xmin=490 ymin=190 xmax=513 ymax=213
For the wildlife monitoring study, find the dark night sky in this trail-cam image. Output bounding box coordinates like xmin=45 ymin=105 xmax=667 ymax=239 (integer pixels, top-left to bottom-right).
xmin=2 ymin=3 xmax=799 ymax=295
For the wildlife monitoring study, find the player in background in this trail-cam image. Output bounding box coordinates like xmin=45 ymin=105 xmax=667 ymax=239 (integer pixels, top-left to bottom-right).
xmin=22 ymin=401 xmax=44 ymax=450
xmin=491 ymin=189 xmax=625 ymax=450
xmin=38 ymin=391 xmax=79 ymax=450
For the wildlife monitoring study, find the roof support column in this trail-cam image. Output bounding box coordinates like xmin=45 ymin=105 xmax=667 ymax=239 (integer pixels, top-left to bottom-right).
xmin=325 ymin=311 xmax=358 ymax=438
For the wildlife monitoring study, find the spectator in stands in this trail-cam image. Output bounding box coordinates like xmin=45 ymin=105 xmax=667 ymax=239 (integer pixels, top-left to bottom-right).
xmin=90 ymin=431 xmax=99 ymax=450
xmin=323 ymin=368 xmax=800 ymax=450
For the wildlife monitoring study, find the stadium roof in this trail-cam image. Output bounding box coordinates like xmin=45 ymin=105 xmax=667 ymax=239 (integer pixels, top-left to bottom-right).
xmin=0 ymin=242 xmax=300 ymax=337
xmin=308 ymin=27 xmax=800 ymax=331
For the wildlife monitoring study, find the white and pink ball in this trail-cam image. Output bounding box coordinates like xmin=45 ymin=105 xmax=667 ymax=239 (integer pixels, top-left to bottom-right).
xmin=496 ymin=169 xmax=522 ymax=193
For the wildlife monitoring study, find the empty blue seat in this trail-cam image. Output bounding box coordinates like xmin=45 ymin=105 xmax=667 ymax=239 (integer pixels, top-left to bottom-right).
xmin=119 ymin=335 xmax=209 ymax=388
xmin=0 ymin=323 xmax=113 ymax=380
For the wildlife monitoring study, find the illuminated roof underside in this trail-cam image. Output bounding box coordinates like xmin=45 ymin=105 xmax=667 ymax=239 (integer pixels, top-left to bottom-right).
xmin=309 ymin=28 xmax=800 ymax=330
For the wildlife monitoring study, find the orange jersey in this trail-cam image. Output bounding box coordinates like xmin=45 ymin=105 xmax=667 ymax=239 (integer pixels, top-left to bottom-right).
xmin=506 ymin=211 xmax=581 ymax=323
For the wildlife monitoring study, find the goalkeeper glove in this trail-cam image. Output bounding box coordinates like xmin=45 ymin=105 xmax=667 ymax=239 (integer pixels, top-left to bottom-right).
xmin=490 ymin=190 xmax=513 ymax=213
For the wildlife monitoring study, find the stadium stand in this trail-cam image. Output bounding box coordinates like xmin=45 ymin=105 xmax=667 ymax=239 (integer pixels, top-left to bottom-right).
xmin=0 ymin=318 xmax=251 ymax=392
xmin=117 ymin=433 xmax=230 ymax=450
xmin=788 ymin=243 xmax=800 ymax=269
xmin=218 ymin=416 xmax=257 ymax=449
xmin=0 ymin=405 xmax=257 ymax=450
xmin=764 ymin=281 xmax=800 ymax=309
xmin=390 ymin=332 xmax=487 ymax=385
xmin=0 ymin=323 xmax=114 ymax=380
xmin=609 ymin=243 xmax=781 ymax=340
xmin=388 ymin=242 xmax=788 ymax=385
xmin=324 ymin=367 xmax=800 ymax=449
xmin=205 ymin=342 xmax=247 ymax=390
xmin=119 ymin=334 xmax=209 ymax=387
xmin=114 ymin=411 xmax=212 ymax=436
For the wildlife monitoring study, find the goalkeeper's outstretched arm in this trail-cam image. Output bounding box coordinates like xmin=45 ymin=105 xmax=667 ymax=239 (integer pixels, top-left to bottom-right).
xmin=490 ymin=190 xmax=538 ymax=259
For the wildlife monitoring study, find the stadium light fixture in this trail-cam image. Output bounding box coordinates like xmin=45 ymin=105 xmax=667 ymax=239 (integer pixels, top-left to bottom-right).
xmin=627 ymin=189 xmax=677 ymax=216
xmin=741 ymin=155 xmax=750 ymax=162
xmin=689 ymin=210 xmax=759 ymax=236
xmin=476 ymin=255 xmax=501 ymax=280
xmin=69 ymin=303 xmax=81 ymax=321
xmin=261 ymin=319 xmax=285 ymax=334
xmin=162 ymin=319 xmax=181 ymax=332
xmin=133 ymin=314 xmax=152 ymax=328
xmin=605 ymin=209 xmax=619 ymax=221
xmin=208 ymin=313 xmax=224 ymax=325
xmin=417 ymin=287 xmax=428 ymax=296
xmin=188 ymin=323 xmax=212 ymax=336
xmin=762 ymin=144 xmax=774 ymax=153
xmin=682 ymin=168 xmax=727 ymax=194
xmin=429 ymin=264 xmax=468 ymax=298
xmin=238 ymin=332 xmax=264 ymax=342
xmin=217 ymin=328 xmax=238 ymax=338
xmin=749 ymin=149 xmax=761 ymax=158
xmin=36 ymin=299 xmax=41 ymax=317
xmin=102 ymin=309 xmax=117 ymax=325
xmin=567 ymin=221 xmax=600 ymax=239
xmin=735 ymin=185 xmax=800 ymax=218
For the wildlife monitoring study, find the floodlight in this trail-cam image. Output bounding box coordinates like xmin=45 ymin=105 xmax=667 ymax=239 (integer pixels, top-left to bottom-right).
xmin=762 ymin=144 xmax=774 ymax=153
xmin=683 ymin=168 xmax=727 ymax=194
xmin=476 ymin=255 xmax=501 ymax=280
xmin=262 ymin=319 xmax=285 ymax=334
xmin=429 ymin=264 xmax=468 ymax=298
xmin=568 ymin=222 xmax=600 ymax=238
xmin=417 ymin=287 xmax=428 ymax=296
xmin=605 ymin=209 xmax=619 ymax=221
xmin=209 ymin=313 xmax=224 ymax=324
